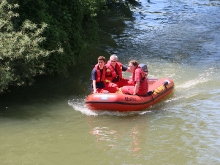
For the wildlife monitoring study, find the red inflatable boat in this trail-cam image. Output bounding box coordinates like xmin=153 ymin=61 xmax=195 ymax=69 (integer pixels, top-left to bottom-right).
xmin=85 ymin=77 xmax=174 ymax=112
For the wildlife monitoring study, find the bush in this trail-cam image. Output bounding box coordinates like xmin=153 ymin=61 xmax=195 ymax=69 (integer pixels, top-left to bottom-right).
xmin=0 ymin=0 xmax=61 ymax=93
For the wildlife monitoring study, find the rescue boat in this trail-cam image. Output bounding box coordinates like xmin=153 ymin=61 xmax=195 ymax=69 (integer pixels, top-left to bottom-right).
xmin=85 ymin=77 xmax=174 ymax=112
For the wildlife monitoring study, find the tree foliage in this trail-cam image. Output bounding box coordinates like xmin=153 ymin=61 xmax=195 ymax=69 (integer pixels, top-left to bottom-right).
xmin=0 ymin=0 xmax=106 ymax=93
xmin=0 ymin=0 xmax=62 ymax=92
xmin=14 ymin=0 xmax=106 ymax=74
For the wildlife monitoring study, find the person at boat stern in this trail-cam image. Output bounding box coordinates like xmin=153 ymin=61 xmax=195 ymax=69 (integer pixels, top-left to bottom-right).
xmin=105 ymin=54 xmax=133 ymax=92
xmin=120 ymin=60 xmax=148 ymax=96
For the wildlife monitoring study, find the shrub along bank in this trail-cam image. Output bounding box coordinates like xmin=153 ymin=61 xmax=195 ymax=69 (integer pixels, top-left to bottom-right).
xmin=0 ymin=0 xmax=107 ymax=93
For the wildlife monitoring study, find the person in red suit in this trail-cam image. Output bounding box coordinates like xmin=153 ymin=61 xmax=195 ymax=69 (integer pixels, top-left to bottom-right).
xmin=105 ymin=54 xmax=133 ymax=92
xmin=120 ymin=60 xmax=148 ymax=95
xmin=91 ymin=56 xmax=107 ymax=93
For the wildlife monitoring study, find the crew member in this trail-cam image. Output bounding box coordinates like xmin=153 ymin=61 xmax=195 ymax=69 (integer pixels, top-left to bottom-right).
xmin=105 ymin=54 xmax=133 ymax=91
xmin=91 ymin=56 xmax=107 ymax=93
xmin=120 ymin=60 xmax=148 ymax=95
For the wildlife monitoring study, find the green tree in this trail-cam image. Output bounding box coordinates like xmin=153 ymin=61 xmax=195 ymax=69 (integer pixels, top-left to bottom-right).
xmin=0 ymin=0 xmax=61 ymax=93
xmin=15 ymin=0 xmax=106 ymax=74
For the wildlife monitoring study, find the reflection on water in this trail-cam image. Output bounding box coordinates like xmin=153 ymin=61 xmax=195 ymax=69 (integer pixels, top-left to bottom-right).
xmin=89 ymin=125 xmax=141 ymax=154
xmin=86 ymin=115 xmax=147 ymax=158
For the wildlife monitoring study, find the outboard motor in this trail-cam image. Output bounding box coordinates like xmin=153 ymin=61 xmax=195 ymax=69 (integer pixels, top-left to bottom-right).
xmin=139 ymin=63 xmax=148 ymax=73
xmin=139 ymin=63 xmax=148 ymax=77
xmin=163 ymin=80 xmax=170 ymax=89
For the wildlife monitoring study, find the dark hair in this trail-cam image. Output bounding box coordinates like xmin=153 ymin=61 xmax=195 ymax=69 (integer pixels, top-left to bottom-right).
xmin=129 ymin=60 xmax=139 ymax=67
xmin=98 ymin=56 xmax=106 ymax=62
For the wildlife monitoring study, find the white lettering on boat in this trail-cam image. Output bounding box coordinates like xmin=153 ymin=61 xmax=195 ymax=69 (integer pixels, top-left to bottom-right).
xmin=101 ymin=94 xmax=109 ymax=100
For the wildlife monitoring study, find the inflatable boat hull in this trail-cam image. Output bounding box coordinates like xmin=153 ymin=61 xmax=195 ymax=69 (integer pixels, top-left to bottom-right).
xmin=85 ymin=77 xmax=174 ymax=112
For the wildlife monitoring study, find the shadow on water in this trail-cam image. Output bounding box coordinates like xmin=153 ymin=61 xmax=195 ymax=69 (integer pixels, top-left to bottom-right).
xmin=95 ymin=1 xmax=139 ymax=55
xmin=0 ymin=66 xmax=92 ymax=118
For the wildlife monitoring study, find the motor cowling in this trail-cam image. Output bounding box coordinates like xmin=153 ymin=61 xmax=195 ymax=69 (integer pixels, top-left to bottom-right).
xmin=139 ymin=63 xmax=148 ymax=73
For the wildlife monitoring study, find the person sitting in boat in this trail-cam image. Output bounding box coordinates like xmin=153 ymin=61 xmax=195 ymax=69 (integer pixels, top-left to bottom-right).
xmin=105 ymin=54 xmax=133 ymax=91
xmin=120 ymin=60 xmax=148 ymax=96
xmin=91 ymin=56 xmax=107 ymax=93
xmin=91 ymin=56 xmax=119 ymax=93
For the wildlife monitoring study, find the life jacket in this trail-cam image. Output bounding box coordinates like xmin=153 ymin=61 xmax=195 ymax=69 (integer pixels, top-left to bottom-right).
xmin=132 ymin=66 xmax=146 ymax=83
xmin=94 ymin=64 xmax=106 ymax=82
xmin=105 ymin=61 xmax=123 ymax=82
